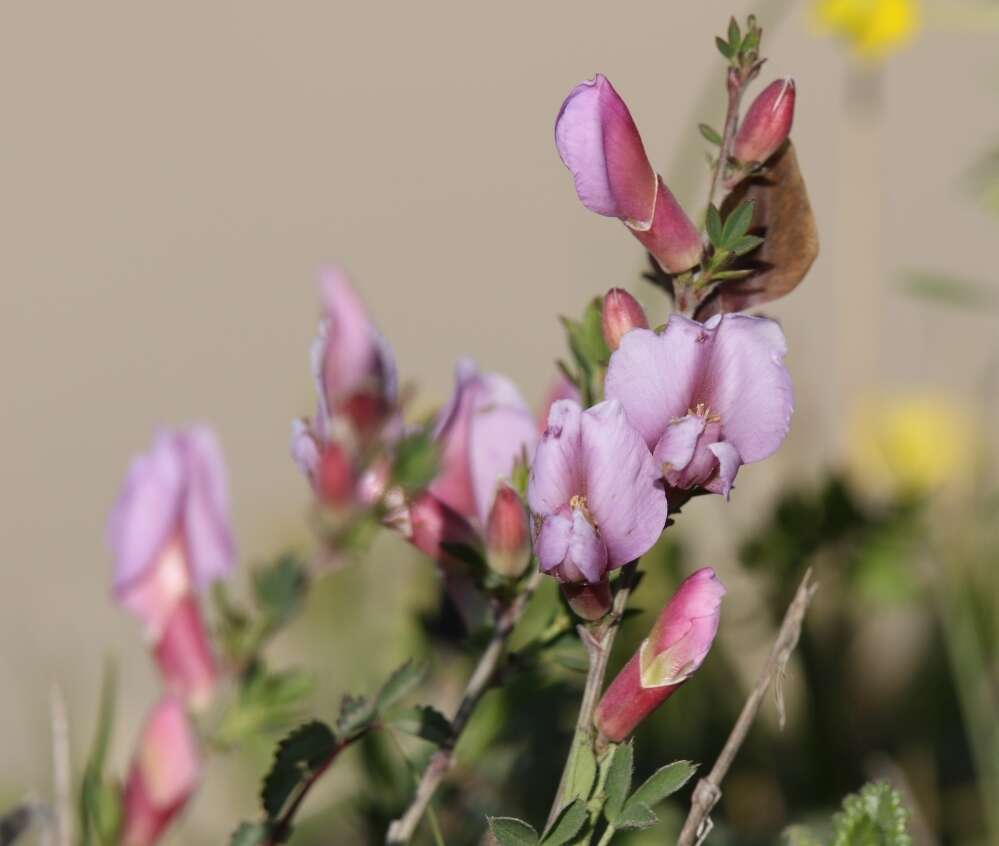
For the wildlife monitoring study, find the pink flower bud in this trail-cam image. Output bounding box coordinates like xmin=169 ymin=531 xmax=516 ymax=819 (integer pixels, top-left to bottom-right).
xmin=316 ymin=441 xmax=356 ymax=508
xmin=733 ymin=78 xmax=795 ymax=166
xmin=485 ymin=483 xmax=530 ymax=578
xmin=120 ymin=697 xmax=200 ymax=846
xmin=601 ymin=289 xmax=649 ymax=351
xmin=630 ymin=178 xmax=704 ymax=273
xmin=398 ymin=492 xmax=481 ymax=573
xmin=595 ymin=568 xmax=724 ymax=742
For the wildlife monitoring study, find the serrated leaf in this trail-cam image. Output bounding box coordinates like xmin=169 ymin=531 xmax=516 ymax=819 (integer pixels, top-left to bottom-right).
xmin=230 ymin=822 xmax=272 ymax=846
xmin=261 ymin=721 xmax=337 ymax=819
xmin=715 ymin=36 xmax=734 ymax=59
xmin=698 ymin=123 xmax=723 ymax=146
xmin=253 ymin=554 xmax=308 ymax=626
xmin=696 ymin=143 xmax=818 ymax=320
xmin=388 ymin=706 xmax=452 ymax=746
xmin=375 ymin=660 xmax=427 ymax=714
xmin=830 ymin=782 xmax=912 ymax=846
xmin=488 ymin=816 xmax=540 ymax=846
xmin=721 ymin=200 xmax=756 ymax=245
xmin=625 ymin=760 xmax=698 ymax=812
xmin=603 ymin=741 xmax=633 ymax=824
xmin=391 ymin=429 xmax=440 ymax=492
xmin=705 ymin=204 xmax=723 ymax=246
xmin=336 ymin=694 xmax=374 ymax=738
xmin=541 ymin=798 xmax=587 ymax=846
xmin=616 ymin=801 xmax=659 ymax=830
xmin=729 ymin=234 xmax=765 ymax=256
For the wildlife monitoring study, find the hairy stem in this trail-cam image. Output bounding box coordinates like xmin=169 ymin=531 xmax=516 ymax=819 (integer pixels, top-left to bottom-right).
xmin=677 ymin=568 xmax=817 ymax=846
xmin=385 ymin=570 xmax=544 ymax=844
xmin=544 ymin=563 xmax=639 ymax=830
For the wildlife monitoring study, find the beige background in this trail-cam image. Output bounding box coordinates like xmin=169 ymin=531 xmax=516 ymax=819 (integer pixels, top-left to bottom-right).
xmin=1 ymin=0 xmax=996 ymax=840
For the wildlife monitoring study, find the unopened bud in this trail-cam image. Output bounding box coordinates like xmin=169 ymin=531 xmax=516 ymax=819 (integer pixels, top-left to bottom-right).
xmin=316 ymin=442 xmax=356 ymax=507
xmin=601 ymin=289 xmax=649 ymax=351
xmin=485 ymin=484 xmax=530 ymax=578
xmin=120 ymin=697 xmax=199 ymax=846
xmin=733 ymin=78 xmax=795 ymax=166
xmin=562 ymin=579 xmax=613 ymax=621
xmin=595 ymin=568 xmax=724 ymax=741
xmin=629 ymin=178 xmax=704 ymax=274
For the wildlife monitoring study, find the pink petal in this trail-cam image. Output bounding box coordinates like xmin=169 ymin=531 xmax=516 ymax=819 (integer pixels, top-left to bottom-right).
xmin=538 ymin=373 xmax=581 ymax=431
xmin=469 ymin=400 xmax=537 ymax=525
xmin=318 ymin=267 xmax=378 ymax=409
xmin=527 ymin=399 xmax=584 ymax=516
xmin=653 ymin=414 xmax=706 ymax=476
xmin=604 ymin=321 xmax=708 ymax=449
xmin=629 ymin=178 xmax=703 ymax=274
xmin=180 ymin=427 xmax=236 ymax=590
xmin=699 ymin=314 xmax=793 ymax=463
xmin=555 ymin=75 xmax=657 ymax=226
xmin=566 ymin=507 xmax=609 ymax=583
xmin=706 ymin=441 xmax=742 ymax=498
xmin=536 ymin=512 xmax=572 ymax=574
xmin=581 ymin=400 xmax=667 ymax=567
xmin=429 ymin=360 xmax=480 ymax=519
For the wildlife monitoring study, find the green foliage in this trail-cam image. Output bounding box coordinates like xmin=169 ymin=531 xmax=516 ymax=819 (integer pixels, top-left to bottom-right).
xmin=787 ymin=783 xmax=912 ymax=846
xmin=79 ymin=660 xmax=121 ymax=846
xmin=336 ymin=693 xmax=375 ymax=738
xmin=261 ymin=721 xmax=338 ymax=820
xmin=488 ymin=816 xmax=540 ymax=846
xmin=561 ymin=296 xmax=610 ymax=406
xmin=391 ymin=428 xmax=440 ymax=492
xmin=624 ymin=760 xmax=698 ymax=814
xmin=386 ymin=705 xmax=452 ymax=745
xmin=541 ymin=798 xmax=588 ymax=845
xmin=375 ymin=659 xmax=429 ymax=713
xmin=229 ymin=821 xmax=273 ymax=846
xmin=699 ymin=123 xmax=723 ymax=146
xmin=706 ymin=199 xmax=761 ymax=265
xmin=254 ymin=554 xmax=309 ymax=627
xmin=602 ymin=741 xmax=634 ymax=824
xmin=715 ymin=14 xmax=763 ymax=67
xmin=563 ymin=733 xmax=598 ymax=806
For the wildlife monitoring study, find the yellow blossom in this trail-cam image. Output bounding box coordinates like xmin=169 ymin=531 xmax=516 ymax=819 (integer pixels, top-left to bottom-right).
xmin=814 ymin=0 xmax=920 ymax=59
xmin=848 ymin=393 xmax=976 ymax=498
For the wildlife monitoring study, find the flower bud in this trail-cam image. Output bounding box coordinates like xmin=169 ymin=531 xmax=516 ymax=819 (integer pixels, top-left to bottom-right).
xmin=153 ymin=594 xmax=218 ymax=710
xmin=595 ymin=568 xmax=724 ymax=742
xmin=485 ymin=483 xmax=530 ymax=578
xmin=601 ymin=289 xmax=649 ymax=351
xmin=733 ymin=78 xmax=795 ymax=166
xmin=120 ymin=697 xmax=199 ymax=846
xmin=316 ymin=441 xmax=356 ymax=508
xmin=630 ymin=178 xmax=704 ymax=274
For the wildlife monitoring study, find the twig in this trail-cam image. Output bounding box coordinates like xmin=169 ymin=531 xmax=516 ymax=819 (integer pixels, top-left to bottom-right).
xmin=49 ymin=684 xmax=72 ymax=846
xmin=385 ymin=570 xmax=544 ymax=844
xmin=706 ymin=68 xmax=747 ymax=213
xmin=677 ymin=568 xmax=817 ymax=846
xmin=544 ymin=563 xmax=639 ymax=830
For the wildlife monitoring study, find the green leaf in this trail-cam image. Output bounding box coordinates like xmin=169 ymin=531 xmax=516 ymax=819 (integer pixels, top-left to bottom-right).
xmin=388 ymin=705 xmax=452 ymax=746
xmin=261 ymin=721 xmax=338 ymax=819
xmin=830 ymin=782 xmax=912 ymax=846
xmin=488 ymin=817 xmax=540 ymax=846
xmin=715 ymin=36 xmax=734 ymax=59
xmin=625 ymin=760 xmax=698 ymax=812
xmin=603 ymin=741 xmax=634 ymax=824
xmin=564 ymin=734 xmax=598 ymax=803
xmin=711 ymin=269 xmax=755 ymax=281
xmin=80 ymin=659 xmax=119 ymax=846
xmin=616 ymin=801 xmax=659 ymax=830
xmin=230 ymin=822 xmax=273 ymax=846
xmin=730 ymin=234 xmax=764 ymax=256
xmin=742 ymin=28 xmax=761 ymax=53
xmin=727 ymin=17 xmax=741 ymax=51
xmin=698 ymin=123 xmax=723 ymax=145
xmin=253 ymin=554 xmax=309 ymax=626
xmin=721 ymin=199 xmax=756 ymax=245
xmin=541 ymin=798 xmax=588 ymax=846
xmin=705 ymin=204 xmax=723 ymax=246
xmin=375 ymin=659 xmax=428 ymax=713
xmin=336 ymin=694 xmax=374 ymax=738
xmin=391 ymin=429 xmax=440 ymax=491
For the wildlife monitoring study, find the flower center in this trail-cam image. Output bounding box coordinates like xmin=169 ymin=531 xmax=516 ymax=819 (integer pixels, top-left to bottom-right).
xmin=689 ymin=402 xmax=721 ymax=423
xmin=569 ymin=494 xmax=597 ymax=527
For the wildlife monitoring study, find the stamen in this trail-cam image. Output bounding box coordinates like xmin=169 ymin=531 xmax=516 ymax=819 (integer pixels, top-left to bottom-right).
xmin=569 ymin=494 xmax=597 ymax=527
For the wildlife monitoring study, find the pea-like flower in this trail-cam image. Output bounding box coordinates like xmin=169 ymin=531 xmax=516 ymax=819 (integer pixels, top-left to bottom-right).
xmin=430 ymin=360 xmax=538 ymax=527
xmin=120 ymin=697 xmax=200 ymax=846
xmin=605 ymin=314 xmax=793 ymax=498
xmin=109 ymin=427 xmax=235 ymax=707
xmin=595 ymin=568 xmax=724 ymax=742
xmin=555 ymin=74 xmax=702 ymax=274
xmin=527 ymin=399 xmax=667 ymax=585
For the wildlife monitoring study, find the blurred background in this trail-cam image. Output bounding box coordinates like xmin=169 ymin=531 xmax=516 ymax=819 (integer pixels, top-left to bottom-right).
xmin=1 ymin=0 xmax=997 ymax=844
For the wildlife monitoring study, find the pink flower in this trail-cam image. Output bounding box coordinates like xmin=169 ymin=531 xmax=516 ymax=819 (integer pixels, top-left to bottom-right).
xmin=109 ymin=427 xmax=234 ymax=707
xmin=120 ymin=697 xmax=200 ymax=846
xmin=555 ymin=75 xmax=702 ymax=273
xmin=604 ymin=314 xmax=793 ymax=498
xmin=429 ymin=360 xmax=538 ymax=526
xmin=595 ymin=568 xmax=724 ymax=742
xmin=733 ymin=78 xmax=796 ymax=166
xmin=527 ymin=399 xmax=667 ymax=585
xmin=601 ymin=288 xmax=649 ymax=351
xmin=539 ymin=373 xmax=581 ymax=432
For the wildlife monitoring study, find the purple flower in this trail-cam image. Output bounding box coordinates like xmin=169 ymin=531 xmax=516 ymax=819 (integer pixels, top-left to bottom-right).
xmin=555 ymin=74 xmax=703 ymax=274
xmin=429 ymin=360 xmax=538 ymax=526
xmin=595 ymin=567 xmax=724 ymax=742
xmin=605 ymin=314 xmax=793 ymax=498
xmin=109 ymin=427 xmax=234 ymax=706
xmin=527 ymin=399 xmax=667 ymax=584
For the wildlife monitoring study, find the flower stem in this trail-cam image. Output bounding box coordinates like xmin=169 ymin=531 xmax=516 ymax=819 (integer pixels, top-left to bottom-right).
xmin=385 ymin=570 xmax=544 ymax=844
xmin=544 ymin=563 xmax=639 ymax=830
xmin=595 ymin=824 xmax=617 ymax=846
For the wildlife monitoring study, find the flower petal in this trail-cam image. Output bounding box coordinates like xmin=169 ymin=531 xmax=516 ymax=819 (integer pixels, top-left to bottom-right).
xmin=581 ymin=400 xmax=667 ymax=567
xmin=469 ymin=397 xmax=537 ymax=525
xmin=653 ymin=414 xmax=706 ymax=475
xmin=566 ymin=508 xmax=609 ymax=583
xmin=180 ymin=427 xmax=236 ymax=590
xmin=429 ymin=360 xmax=480 ymax=519
xmin=318 ymin=267 xmax=378 ymax=409
xmin=706 ymin=441 xmax=742 ymax=498
xmin=527 ymin=399 xmax=584 ymax=517
xmin=555 ymin=75 xmax=656 ymax=226
xmin=629 ymin=178 xmax=703 ymax=274
xmin=700 ymin=314 xmax=793 ymax=463
xmin=536 ymin=512 xmax=572 ymax=574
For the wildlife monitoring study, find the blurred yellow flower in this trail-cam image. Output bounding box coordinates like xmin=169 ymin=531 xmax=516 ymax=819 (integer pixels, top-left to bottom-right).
xmin=814 ymin=0 xmax=919 ymax=59
xmin=848 ymin=393 xmax=976 ymax=498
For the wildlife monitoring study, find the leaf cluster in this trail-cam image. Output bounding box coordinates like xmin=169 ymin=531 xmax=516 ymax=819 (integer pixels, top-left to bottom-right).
xmin=715 ymin=15 xmax=762 ymax=68
xmin=786 ymin=782 xmax=912 ymax=846
xmin=559 ymin=296 xmax=610 ymax=407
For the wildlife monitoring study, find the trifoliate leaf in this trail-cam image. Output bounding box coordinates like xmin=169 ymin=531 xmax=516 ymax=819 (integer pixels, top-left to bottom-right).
xmin=624 ymin=760 xmax=698 ymax=812
xmin=541 ymin=798 xmax=588 ymax=846
xmin=721 ymin=199 xmax=756 ymax=246
xmin=261 ymin=721 xmax=337 ymax=820
xmin=388 ymin=706 xmax=452 ymax=746
xmin=375 ymin=660 xmax=428 ymax=714
xmin=488 ymin=817 xmax=540 ymax=846
xmin=603 ymin=740 xmax=634 ymax=824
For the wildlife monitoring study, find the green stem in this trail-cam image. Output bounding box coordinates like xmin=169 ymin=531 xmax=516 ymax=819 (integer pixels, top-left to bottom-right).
xmin=595 ymin=824 xmax=617 ymax=846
